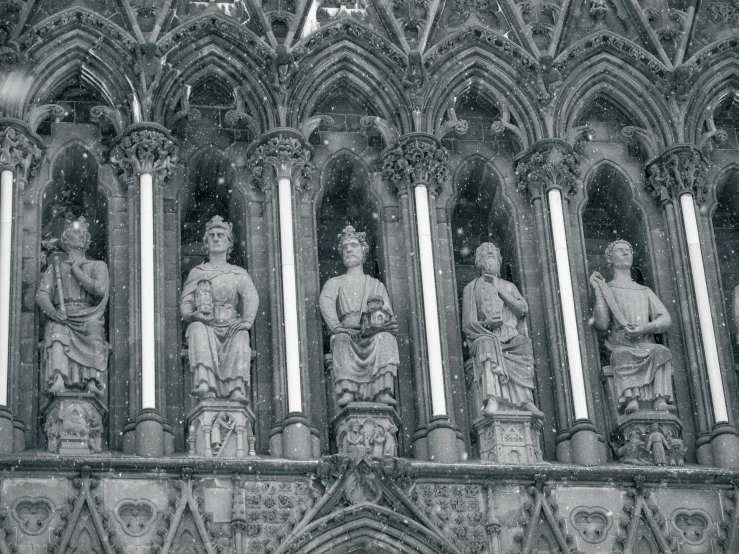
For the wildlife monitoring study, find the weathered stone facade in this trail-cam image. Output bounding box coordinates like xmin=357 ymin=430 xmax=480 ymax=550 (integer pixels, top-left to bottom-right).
xmin=3 ymin=0 xmax=739 ymax=551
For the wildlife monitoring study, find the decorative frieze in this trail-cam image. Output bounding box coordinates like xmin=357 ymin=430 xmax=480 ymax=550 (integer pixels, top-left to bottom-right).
xmin=109 ymin=123 xmax=179 ymax=184
xmin=246 ymin=129 xmax=314 ymax=189
xmin=645 ymin=144 xmax=710 ymax=204
xmin=514 ymin=139 xmax=581 ymax=199
xmin=381 ymin=133 xmax=450 ymax=195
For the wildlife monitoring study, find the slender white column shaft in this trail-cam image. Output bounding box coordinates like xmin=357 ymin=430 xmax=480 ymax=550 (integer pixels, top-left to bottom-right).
xmin=0 ymin=170 xmax=13 ymax=406
xmin=414 ymin=184 xmax=447 ymax=417
xmin=547 ymin=188 xmax=589 ymax=421
xmin=680 ymin=194 xmax=729 ymax=424
xmin=278 ymin=177 xmax=303 ymax=414
xmin=140 ymin=173 xmax=156 ymax=410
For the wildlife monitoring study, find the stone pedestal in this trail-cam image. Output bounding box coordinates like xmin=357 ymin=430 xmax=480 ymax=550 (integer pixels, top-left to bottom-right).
xmin=610 ymin=411 xmax=683 ymax=466
xmin=42 ymin=393 xmax=106 ymax=455
xmin=187 ymin=399 xmax=256 ymax=458
xmin=330 ymin=402 xmax=400 ymax=461
xmin=472 ymin=412 xmax=543 ymax=464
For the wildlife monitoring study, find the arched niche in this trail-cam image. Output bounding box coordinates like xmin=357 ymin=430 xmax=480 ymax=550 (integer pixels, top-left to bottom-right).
xmin=309 ymin=90 xmax=382 ymax=147
xmin=711 ymin=168 xmax=739 ymax=360
xmin=316 ymin=152 xmax=385 ymax=415
xmin=180 ymin=148 xmax=246 ymax=281
xmin=451 ymin=157 xmax=521 ymax=423
xmin=36 ymin=81 xmax=117 ymax=138
xmin=576 ymin=97 xmax=647 ymax=161
xmin=580 ymin=165 xmax=653 ymax=288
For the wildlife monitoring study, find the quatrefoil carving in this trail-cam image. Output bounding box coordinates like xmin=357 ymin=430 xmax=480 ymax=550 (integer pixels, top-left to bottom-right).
xmin=672 ymin=509 xmax=710 ymax=545
xmin=113 ymin=499 xmax=158 ymax=537
xmin=569 ymin=506 xmax=613 ymax=544
xmin=11 ymin=497 xmax=55 ymax=535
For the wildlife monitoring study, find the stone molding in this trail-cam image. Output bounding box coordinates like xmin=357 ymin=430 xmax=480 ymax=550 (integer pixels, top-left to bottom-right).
xmin=380 ymin=133 xmax=450 ymax=196
xmin=0 ymin=120 xmax=43 ymax=181
xmin=109 ymin=123 xmax=179 ymax=185
xmin=245 ymin=128 xmax=315 ymax=190
xmin=514 ymin=139 xmax=581 ymax=199
xmin=645 ymin=144 xmax=710 ymax=206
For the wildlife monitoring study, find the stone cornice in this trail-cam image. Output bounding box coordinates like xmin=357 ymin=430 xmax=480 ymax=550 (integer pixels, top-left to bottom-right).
xmin=514 ymin=139 xmax=581 ymax=200
xmin=0 ymin=119 xmax=43 ymax=182
xmin=109 ymin=122 xmax=179 ymax=185
xmin=245 ymin=128 xmax=315 ymax=190
xmin=380 ymin=133 xmax=450 ymax=196
xmin=645 ymin=144 xmax=709 ymax=206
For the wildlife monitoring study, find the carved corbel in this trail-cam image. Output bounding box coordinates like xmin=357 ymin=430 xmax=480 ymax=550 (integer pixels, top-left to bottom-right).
xmin=380 ymin=133 xmax=450 ymax=196
xmin=224 ymin=86 xmax=262 ymax=139
xmin=298 ymin=115 xmax=335 ymax=138
xmin=490 ymin=102 xmax=529 ymax=152
xmin=170 ymin=85 xmax=201 ymax=128
xmin=245 ymin=129 xmax=315 ymax=190
xmin=565 ymin=124 xmax=596 ymax=149
xmin=621 ymin=126 xmax=661 ymax=160
xmin=90 ymin=106 xmax=127 ymax=136
xmin=25 ymin=104 xmax=65 ymax=134
xmin=109 ymin=123 xmax=180 ymax=186
xmin=514 ymin=139 xmax=581 ymax=199
xmin=644 ymin=144 xmax=709 ymax=205
xmin=434 ymin=100 xmax=468 ymax=139
xmin=360 ymin=116 xmax=400 ymax=147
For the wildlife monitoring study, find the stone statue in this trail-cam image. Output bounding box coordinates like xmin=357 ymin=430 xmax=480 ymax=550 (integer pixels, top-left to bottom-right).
xmin=319 ymin=225 xmax=399 ymax=407
xmin=36 ymin=217 xmax=109 ymax=397
xmin=462 ymin=242 xmax=542 ymax=417
xmin=590 ymin=239 xmax=673 ymax=414
xmin=180 ymin=216 xmax=259 ymax=403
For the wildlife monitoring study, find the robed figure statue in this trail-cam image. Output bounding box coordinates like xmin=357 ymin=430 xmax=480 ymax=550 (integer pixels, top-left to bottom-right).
xmin=319 ymin=226 xmax=399 ymax=407
xmin=590 ymin=240 xmax=673 ymax=414
xmin=36 ymin=217 xmax=109 ymax=396
xmin=462 ymin=242 xmax=542 ymax=417
xmin=180 ymin=216 xmax=259 ymax=403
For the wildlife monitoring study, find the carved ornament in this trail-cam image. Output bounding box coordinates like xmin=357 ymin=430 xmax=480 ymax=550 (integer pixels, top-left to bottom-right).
xmin=246 ymin=129 xmax=315 ymax=190
xmin=109 ymin=123 xmax=179 ymax=185
xmin=645 ymin=144 xmax=709 ymax=205
xmin=381 ymin=133 xmax=450 ymax=195
xmin=0 ymin=122 xmax=43 ymax=180
xmin=514 ymin=139 xmax=581 ymax=199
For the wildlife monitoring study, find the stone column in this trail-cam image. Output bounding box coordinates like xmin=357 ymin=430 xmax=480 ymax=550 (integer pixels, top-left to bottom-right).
xmin=110 ymin=123 xmax=178 ymax=457
xmin=247 ymin=129 xmax=314 ymax=460
xmin=646 ymin=145 xmax=739 ymax=467
xmin=0 ymin=122 xmax=42 ymax=454
xmin=381 ymin=133 xmax=459 ymax=463
xmin=515 ymin=140 xmax=601 ymax=466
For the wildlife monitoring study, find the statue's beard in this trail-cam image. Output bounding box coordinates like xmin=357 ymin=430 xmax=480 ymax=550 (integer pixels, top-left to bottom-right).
xmin=479 ymin=258 xmax=501 ymax=277
xmin=343 ymin=255 xmax=363 ymax=268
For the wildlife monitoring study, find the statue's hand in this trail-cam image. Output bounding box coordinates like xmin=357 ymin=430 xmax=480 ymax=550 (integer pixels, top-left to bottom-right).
xmin=190 ymin=309 xmax=214 ymax=324
xmin=48 ymin=310 xmax=67 ymax=324
xmin=227 ymin=319 xmax=250 ymax=338
xmin=624 ymin=324 xmax=645 ymax=338
xmin=383 ymin=318 xmax=399 ymax=336
xmin=335 ymin=326 xmax=360 ymax=339
xmin=589 ymin=271 xmax=605 ymax=289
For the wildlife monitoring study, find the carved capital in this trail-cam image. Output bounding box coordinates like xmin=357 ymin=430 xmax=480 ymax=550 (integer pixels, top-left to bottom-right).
xmin=246 ymin=128 xmax=314 ymax=190
xmin=109 ymin=123 xmax=179 ymax=185
xmin=514 ymin=139 xmax=581 ymax=199
xmin=645 ymin=144 xmax=709 ymax=205
xmin=0 ymin=120 xmax=43 ymax=181
xmin=380 ymin=133 xmax=450 ymax=196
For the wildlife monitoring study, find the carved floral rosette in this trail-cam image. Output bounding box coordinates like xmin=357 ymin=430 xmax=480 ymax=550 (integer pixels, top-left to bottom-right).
xmin=645 ymin=144 xmax=709 ymax=205
xmin=330 ymin=402 xmax=400 ymax=461
xmin=0 ymin=120 xmax=43 ymax=180
xmin=514 ymin=139 xmax=581 ymax=199
xmin=472 ymin=412 xmax=543 ymax=464
xmin=380 ymin=133 xmax=450 ymax=195
xmin=246 ymin=128 xmax=315 ymax=189
xmin=42 ymin=392 xmax=106 ymax=455
xmin=109 ymin=123 xmax=179 ymax=184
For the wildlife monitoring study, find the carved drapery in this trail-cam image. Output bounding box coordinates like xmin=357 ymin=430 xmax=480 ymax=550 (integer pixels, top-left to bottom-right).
xmin=645 ymin=145 xmax=710 ymax=205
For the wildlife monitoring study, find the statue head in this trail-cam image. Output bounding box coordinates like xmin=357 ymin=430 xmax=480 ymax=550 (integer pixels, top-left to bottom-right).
xmin=605 ymin=239 xmax=633 ymax=270
xmin=60 ymin=217 xmax=91 ymax=253
xmin=203 ymin=216 xmax=234 ymax=256
xmin=475 ymin=242 xmax=502 ymax=277
xmin=337 ymin=225 xmax=368 ymax=268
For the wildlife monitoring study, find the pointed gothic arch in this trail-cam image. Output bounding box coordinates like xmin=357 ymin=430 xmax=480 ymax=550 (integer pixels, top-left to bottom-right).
xmin=684 ymin=58 xmax=739 ymax=145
